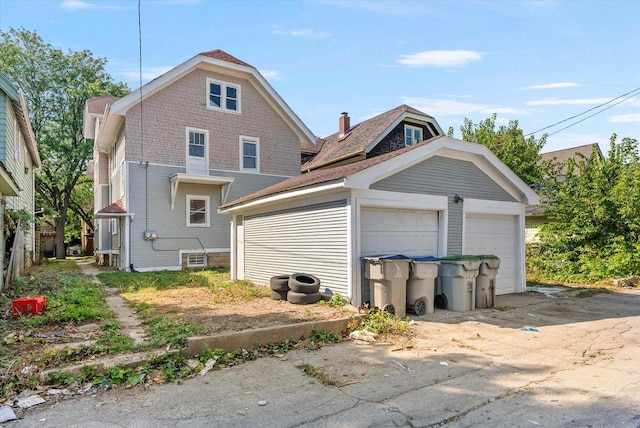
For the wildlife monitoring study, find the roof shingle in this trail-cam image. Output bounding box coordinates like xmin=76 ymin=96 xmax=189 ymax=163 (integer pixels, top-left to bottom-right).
xmin=198 ymin=50 xmax=252 ymax=68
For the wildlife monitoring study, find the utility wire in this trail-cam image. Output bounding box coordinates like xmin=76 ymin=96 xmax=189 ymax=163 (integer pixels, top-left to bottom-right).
xmin=524 ymin=86 xmax=640 ymax=137
xmin=546 ymin=91 xmax=639 ymax=137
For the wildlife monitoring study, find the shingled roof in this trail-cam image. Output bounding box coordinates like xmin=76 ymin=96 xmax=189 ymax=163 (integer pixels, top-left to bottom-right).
xmin=221 ymin=136 xmax=444 ymax=210
xmin=198 ymin=50 xmax=252 ymax=67
xmin=97 ymin=199 xmax=126 ymax=214
xmin=541 ymin=143 xmax=602 ymax=164
xmin=86 ymin=96 xmax=120 ymax=115
xmin=302 ymin=105 xmax=436 ymax=172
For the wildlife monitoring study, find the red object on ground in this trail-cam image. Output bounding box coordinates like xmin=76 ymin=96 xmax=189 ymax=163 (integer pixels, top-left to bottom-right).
xmin=12 ymin=296 xmax=47 ymax=316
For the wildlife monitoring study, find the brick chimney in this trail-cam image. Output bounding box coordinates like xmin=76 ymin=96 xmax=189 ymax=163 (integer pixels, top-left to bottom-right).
xmin=339 ymin=112 xmax=350 ymax=137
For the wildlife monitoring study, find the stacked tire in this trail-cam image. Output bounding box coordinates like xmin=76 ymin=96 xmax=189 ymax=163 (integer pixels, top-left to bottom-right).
xmin=270 ymin=273 xmax=321 ymax=305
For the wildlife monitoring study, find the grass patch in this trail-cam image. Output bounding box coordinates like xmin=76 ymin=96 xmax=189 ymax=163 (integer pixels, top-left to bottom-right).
xmin=296 ymin=363 xmax=336 ymax=386
xmin=19 ymin=272 xmax=114 ymax=328
xmin=348 ymin=309 xmax=409 ymax=335
xmin=98 ymin=268 xmax=269 ymax=303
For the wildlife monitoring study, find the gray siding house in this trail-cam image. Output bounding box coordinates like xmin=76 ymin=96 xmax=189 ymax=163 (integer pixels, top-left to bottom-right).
xmin=0 ymin=73 xmax=41 ymax=288
xmin=83 ymin=50 xmax=315 ymax=271
xmin=221 ymin=107 xmax=539 ymax=305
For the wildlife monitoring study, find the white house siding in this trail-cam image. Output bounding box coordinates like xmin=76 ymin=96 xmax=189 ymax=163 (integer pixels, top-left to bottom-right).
xmin=127 ymin=162 xmax=291 ymax=270
xmin=371 ymin=155 xmax=517 ymax=255
xmin=243 ymin=200 xmax=349 ymax=297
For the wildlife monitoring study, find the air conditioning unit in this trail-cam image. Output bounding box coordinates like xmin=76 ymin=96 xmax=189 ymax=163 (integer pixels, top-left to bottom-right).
xmin=143 ymin=230 xmax=157 ymax=241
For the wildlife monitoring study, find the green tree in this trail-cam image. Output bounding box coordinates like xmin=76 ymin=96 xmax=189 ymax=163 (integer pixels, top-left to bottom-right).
xmin=453 ymin=114 xmax=549 ymax=185
xmin=0 ymin=28 xmax=129 ymax=258
xmin=529 ymin=135 xmax=640 ymax=281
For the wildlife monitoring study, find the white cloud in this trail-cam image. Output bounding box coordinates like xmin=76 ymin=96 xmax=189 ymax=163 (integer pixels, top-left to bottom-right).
xmin=520 ymin=82 xmax=581 ymax=90
xmin=526 ymin=97 xmax=613 ymax=106
xmin=119 ymin=66 xmax=174 ymax=82
xmin=60 ymin=0 xmax=95 ymax=10
xmin=396 ymin=50 xmax=483 ymax=67
xmin=260 ymin=69 xmax=282 ymax=80
xmin=608 ymin=113 xmax=640 ymax=123
xmin=272 ymin=27 xmax=332 ymax=39
xmin=402 ymin=97 xmax=528 ymax=116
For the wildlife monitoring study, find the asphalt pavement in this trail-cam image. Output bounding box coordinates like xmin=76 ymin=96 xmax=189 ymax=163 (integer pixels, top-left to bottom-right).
xmin=6 ymin=288 xmax=640 ymax=428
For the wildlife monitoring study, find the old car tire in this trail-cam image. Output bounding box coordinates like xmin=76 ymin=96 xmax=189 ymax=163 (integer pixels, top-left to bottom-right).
xmin=411 ymin=297 xmax=428 ymax=316
xmin=435 ymin=294 xmax=448 ymax=310
xmin=287 ymin=290 xmax=321 ymax=305
xmin=288 ymin=273 xmax=320 ymax=294
xmin=270 ymin=275 xmax=290 ymax=292
xmin=271 ymin=290 xmax=288 ymax=301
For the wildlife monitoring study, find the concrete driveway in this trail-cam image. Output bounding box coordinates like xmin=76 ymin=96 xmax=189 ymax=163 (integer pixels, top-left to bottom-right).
xmin=8 ymin=288 xmax=640 ymax=427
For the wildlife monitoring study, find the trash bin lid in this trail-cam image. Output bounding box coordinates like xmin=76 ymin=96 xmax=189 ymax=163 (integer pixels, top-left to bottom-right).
xmin=439 ymin=255 xmax=480 ymax=270
xmin=361 ymin=254 xmax=410 ymax=262
xmin=411 ymin=256 xmax=440 ymax=263
xmin=476 ymin=255 xmax=499 ymax=260
xmin=476 ymin=255 xmax=500 ymax=268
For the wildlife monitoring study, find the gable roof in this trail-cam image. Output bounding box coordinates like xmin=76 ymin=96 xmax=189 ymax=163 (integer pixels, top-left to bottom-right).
xmin=0 ymin=73 xmax=42 ymax=170
xmin=221 ymin=135 xmax=540 ymax=212
xmin=301 ymin=105 xmax=443 ymax=172
xmin=541 ymin=143 xmax=602 ymax=164
xmin=88 ymin=50 xmax=315 ymax=150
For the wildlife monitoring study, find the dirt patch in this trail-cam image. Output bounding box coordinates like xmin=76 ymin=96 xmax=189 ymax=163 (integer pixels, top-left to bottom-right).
xmin=123 ymin=286 xmax=355 ymax=334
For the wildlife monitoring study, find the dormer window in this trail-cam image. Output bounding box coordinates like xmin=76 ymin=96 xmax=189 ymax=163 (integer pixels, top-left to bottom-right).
xmin=207 ymin=78 xmax=240 ymax=113
xmin=405 ymin=125 xmax=423 ymax=146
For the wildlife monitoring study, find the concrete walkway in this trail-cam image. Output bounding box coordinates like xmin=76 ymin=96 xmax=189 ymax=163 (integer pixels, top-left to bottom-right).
xmin=75 ymin=259 xmax=147 ymax=345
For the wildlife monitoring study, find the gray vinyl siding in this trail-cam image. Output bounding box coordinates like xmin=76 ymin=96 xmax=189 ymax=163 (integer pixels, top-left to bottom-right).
xmin=244 ymin=200 xmax=349 ymax=297
xmin=0 ymin=94 xmax=6 ymax=163
xmin=127 ymin=162 xmax=291 ymax=270
xmin=372 ymin=155 xmax=517 ymax=255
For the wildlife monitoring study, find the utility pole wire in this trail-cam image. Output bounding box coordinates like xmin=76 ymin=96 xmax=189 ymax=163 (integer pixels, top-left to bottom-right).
xmin=546 ymin=91 xmax=640 ymax=137
xmin=524 ymin=86 xmax=640 ymax=137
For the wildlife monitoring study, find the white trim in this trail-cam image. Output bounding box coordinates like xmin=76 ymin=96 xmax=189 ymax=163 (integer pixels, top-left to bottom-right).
xmin=185 ymin=127 xmax=209 ymax=174
xmin=239 ymin=136 xmax=260 ymax=172
xmin=463 ymin=199 xmax=524 ymax=215
xmin=353 ymin=189 xmax=448 ymax=211
xmin=133 ymin=265 xmax=182 ymax=272
xmin=206 ymin=77 xmax=241 ymax=114
xmin=124 ymin=160 xmax=293 ymax=179
xmin=186 ymin=194 xmax=211 ymax=227
xmin=349 ymin=136 xmax=540 ymax=205
xmin=170 ymin=173 xmax=234 ymax=210
xmin=404 ymin=124 xmax=423 ymax=146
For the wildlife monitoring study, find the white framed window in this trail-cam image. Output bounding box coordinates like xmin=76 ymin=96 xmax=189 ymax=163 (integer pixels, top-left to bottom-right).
xmin=187 ymin=129 xmax=206 ymax=158
xmin=206 ymin=78 xmax=241 ymax=113
xmin=110 ymin=218 xmax=119 ymax=235
xmin=186 ymin=195 xmax=210 ymax=227
xmin=404 ymin=125 xmax=423 ymax=146
xmin=186 ymin=128 xmax=209 ymax=175
xmin=187 ymin=253 xmax=206 ymax=268
xmin=239 ymin=136 xmax=259 ymax=172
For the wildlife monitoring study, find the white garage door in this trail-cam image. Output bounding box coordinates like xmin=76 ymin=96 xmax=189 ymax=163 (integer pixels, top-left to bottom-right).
xmin=464 ymin=214 xmax=517 ymax=295
xmin=361 ymin=208 xmax=439 ymax=257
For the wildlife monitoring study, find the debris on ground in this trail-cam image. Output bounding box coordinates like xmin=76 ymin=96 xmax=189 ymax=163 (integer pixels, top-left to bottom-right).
xmin=520 ymin=326 xmax=540 ymax=332
xmin=0 ymin=405 xmax=17 ymax=422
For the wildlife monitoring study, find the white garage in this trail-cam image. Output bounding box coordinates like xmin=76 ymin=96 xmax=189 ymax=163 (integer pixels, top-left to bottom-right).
xmin=465 ymin=214 xmax=518 ymax=295
xmin=361 ymin=208 xmax=439 ymax=257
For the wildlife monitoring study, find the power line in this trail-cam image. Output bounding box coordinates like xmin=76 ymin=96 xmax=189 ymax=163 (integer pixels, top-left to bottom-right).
xmin=545 ymin=91 xmax=640 ymax=137
xmin=524 ymin=86 xmax=640 ymax=137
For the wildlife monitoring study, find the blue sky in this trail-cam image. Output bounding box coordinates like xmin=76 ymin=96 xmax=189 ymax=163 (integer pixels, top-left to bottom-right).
xmin=1 ymin=0 xmax=639 ymax=154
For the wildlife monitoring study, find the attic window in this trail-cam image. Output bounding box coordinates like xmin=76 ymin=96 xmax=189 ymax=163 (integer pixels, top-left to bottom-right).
xmin=405 ymin=125 xmax=422 ymax=146
xmin=207 ymin=78 xmax=240 ymax=113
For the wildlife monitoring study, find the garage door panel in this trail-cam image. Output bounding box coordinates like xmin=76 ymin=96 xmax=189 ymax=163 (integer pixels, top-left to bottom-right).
xmin=361 ymin=208 xmax=439 ymax=257
xmin=465 ymin=215 xmax=516 ymax=295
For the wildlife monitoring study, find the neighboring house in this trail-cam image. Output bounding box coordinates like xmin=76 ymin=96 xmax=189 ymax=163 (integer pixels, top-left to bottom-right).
xmin=0 ymin=72 xmax=41 ymax=287
xmin=83 ymin=50 xmax=315 ymax=271
xmin=220 ymin=107 xmax=540 ymax=306
xmin=525 ymin=143 xmax=603 ymax=242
